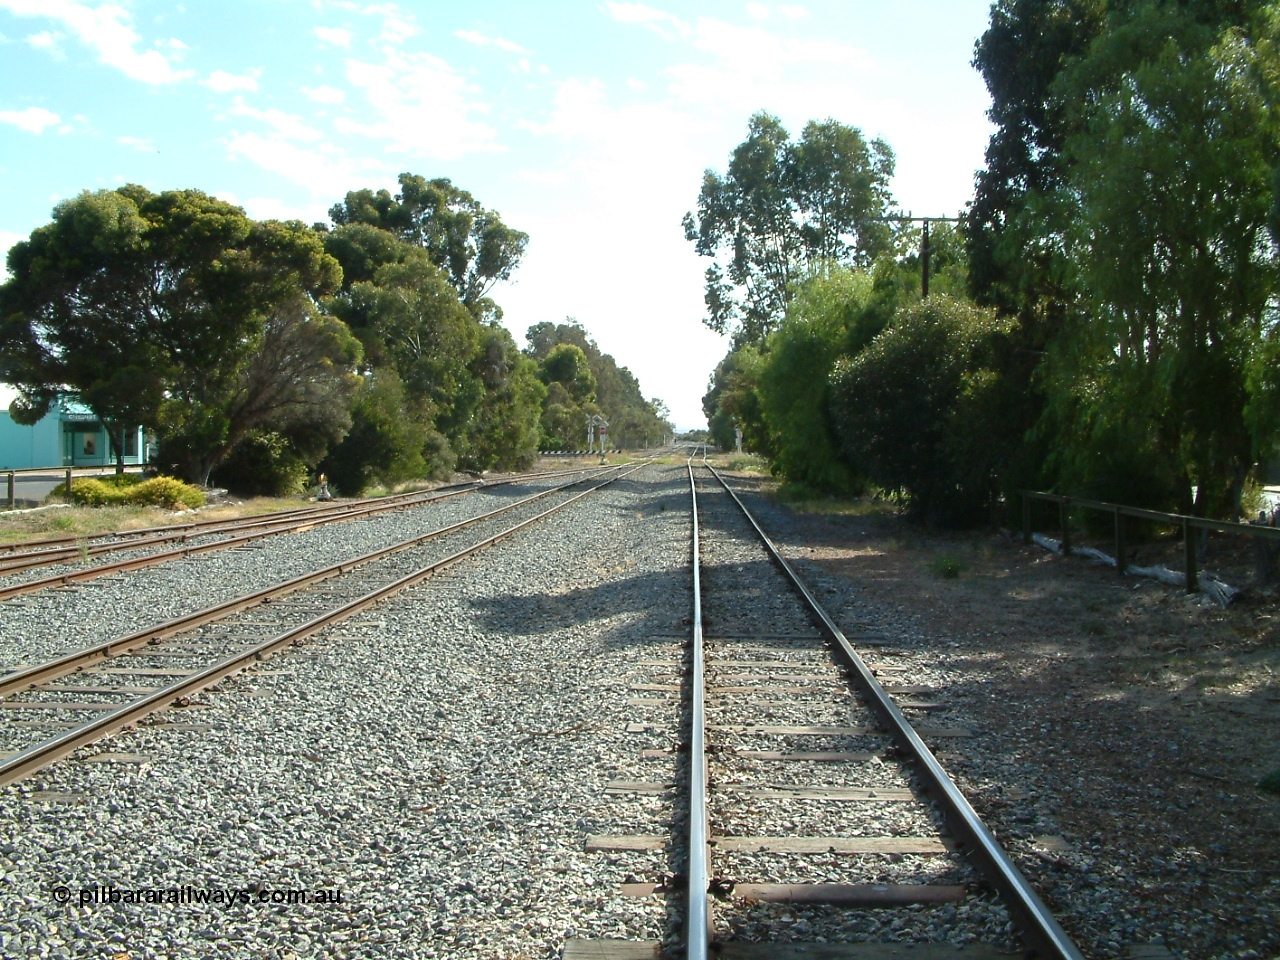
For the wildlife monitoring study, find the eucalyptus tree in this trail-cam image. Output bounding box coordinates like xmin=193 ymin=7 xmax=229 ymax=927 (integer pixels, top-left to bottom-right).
xmin=683 ymin=112 xmax=896 ymax=345
xmin=0 ymin=186 xmax=354 ymax=484
xmin=1041 ymin=0 xmax=1280 ymax=516
xmin=329 ymin=173 xmax=528 ymax=319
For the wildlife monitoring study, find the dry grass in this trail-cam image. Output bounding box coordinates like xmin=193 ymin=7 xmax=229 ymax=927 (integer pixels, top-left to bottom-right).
xmin=0 ymin=497 xmax=306 ymax=548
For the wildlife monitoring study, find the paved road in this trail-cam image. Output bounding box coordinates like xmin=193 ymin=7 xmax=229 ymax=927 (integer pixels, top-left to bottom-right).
xmin=2 ymin=467 xmax=143 ymax=509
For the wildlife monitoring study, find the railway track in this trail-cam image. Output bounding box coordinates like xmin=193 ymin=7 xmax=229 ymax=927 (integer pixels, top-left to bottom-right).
xmin=569 ymin=462 xmax=1083 ymax=959
xmin=0 ymin=464 xmax=615 ymax=600
xmin=0 ymin=462 xmax=643 ymax=788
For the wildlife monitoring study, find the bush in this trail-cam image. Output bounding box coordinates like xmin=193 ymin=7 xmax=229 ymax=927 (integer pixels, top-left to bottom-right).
xmin=931 ymin=553 xmax=966 ymax=579
xmin=830 ymin=296 xmax=1008 ymax=526
xmin=52 ymin=473 xmax=205 ymax=510
xmin=212 ymin=431 xmax=309 ymax=497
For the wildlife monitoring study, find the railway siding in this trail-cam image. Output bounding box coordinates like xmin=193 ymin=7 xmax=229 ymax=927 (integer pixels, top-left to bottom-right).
xmin=0 ymin=465 xmax=691 ymax=958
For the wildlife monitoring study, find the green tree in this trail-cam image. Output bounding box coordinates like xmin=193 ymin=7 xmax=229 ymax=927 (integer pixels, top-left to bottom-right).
xmin=702 ymin=345 xmax=772 ymax=456
xmin=830 ymin=297 xmax=1009 ymax=525
xmin=965 ymin=0 xmax=1109 ymax=501
xmin=756 ymin=268 xmax=874 ymax=493
xmin=330 ymin=173 xmax=528 ymax=319
xmin=1 ymin=187 xmax=352 ymax=484
xmin=456 ymin=326 xmax=545 ymax=470
xmin=322 ymin=222 xmax=411 ymax=290
xmin=683 ymin=112 xmax=896 ymax=345
xmin=538 ymin=343 xmax=597 ymax=403
xmin=320 ymin=372 xmax=435 ymax=494
xmin=1042 ymin=1 xmax=1280 ymax=515
xmin=525 ymin=320 xmax=672 ymax=448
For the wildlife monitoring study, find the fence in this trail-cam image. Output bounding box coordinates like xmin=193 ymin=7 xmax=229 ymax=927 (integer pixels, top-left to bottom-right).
xmin=1019 ymin=490 xmax=1280 ymax=593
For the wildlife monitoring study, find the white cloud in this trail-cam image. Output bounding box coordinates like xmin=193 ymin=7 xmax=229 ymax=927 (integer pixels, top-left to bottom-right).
xmin=117 ymin=135 xmax=155 ymax=152
xmin=0 ymin=0 xmax=192 ymax=84
xmin=318 ymin=0 xmax=417 ymax=44
xmin=164 ymin=37 xmax=189 ymax=50
xmin=303 ymin=84 xmax=346 ymax=105
xmin=224 ymin=193 xmax=324 ymax=224
xmin=378 ymin=11 xmax=418 ymax=45
xmin=0 ymin=106 xmax=61 ymax=133
xmin=202 ymin=68 xmax=262 ymax=93
xmin=314 ymin=26 xmax=352 ymax=48
xmin=603 ymin=2 xmax=689 ymax=40
xmin=690 ymin=17 xmax=866 ymax=70
xmin=746 ymin=2 xmax=769 ymax=19
xmin=224 ymin=131 xmax=381 ymax=199
xmin=25 ymin=30 xmax=61 ymax=50
xmin=516 ymin=168 xmax=571 ymax=187
xmin=779 ymin=5 xmax=808 ymax=18
xmin=336 ymin=48 xmax=501 ymax=160
xmin=455 ymin=29 xmax=530 ymax=56
xmin=230 ymin=100 xmax=324 ymax=142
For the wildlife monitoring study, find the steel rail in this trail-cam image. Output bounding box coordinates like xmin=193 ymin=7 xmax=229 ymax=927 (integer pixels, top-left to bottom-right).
xmin=703 ymin=464 xmax=1085 ymax=960
xmin=0 ymin=462 xmax=646 ymax=788
xmin=0 ymin=464 xmax=615 ymax=569
xmin=685 ymin=462 xmax=710 ymax=960
xmin=0 ymin=464 xmax=619 ymax=601
xmin=0 ymin=465 xmax=633 ymax=697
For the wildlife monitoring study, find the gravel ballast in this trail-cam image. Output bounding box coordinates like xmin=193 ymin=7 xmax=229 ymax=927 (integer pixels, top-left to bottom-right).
xmin=4 ymin=461 xmax=1263 ymax=958
xmin=0 ymin=465 xmax=691 ymax=958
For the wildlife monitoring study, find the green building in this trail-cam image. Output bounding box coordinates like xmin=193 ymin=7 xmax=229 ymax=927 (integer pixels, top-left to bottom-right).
xmin=0 ymin=394 xmax=147 ymax=470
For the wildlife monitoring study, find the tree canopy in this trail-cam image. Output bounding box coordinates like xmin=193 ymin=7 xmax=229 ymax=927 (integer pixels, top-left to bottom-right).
xmin=1 ymin=186 xmax=356 ymax=483
xmin=524 ymin=320 xmax=672 ymax=450
xmin=329 ymin=173 xmax=529 ymax=321
xmin=683 ymin=112 xmax=896 ymax=345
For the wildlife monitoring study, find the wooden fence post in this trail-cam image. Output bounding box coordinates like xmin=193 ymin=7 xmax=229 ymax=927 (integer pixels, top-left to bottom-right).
xmin=1060 ymin=497 xmax=1072 ymax=556
xmin=65 ymin=469 xmax=73 ymax=504
xmin=5 ymin=472 xmax=13 ymax=509
xmin=1183 ymin=518 xmax=1198 ymax=593
xmin=1022 ymin=492 xmax=1031 ymax=545
xmin=1115 ymin=507 xmax=1127 ymax=575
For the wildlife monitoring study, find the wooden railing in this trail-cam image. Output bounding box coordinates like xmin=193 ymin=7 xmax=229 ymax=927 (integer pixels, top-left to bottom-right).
xmin=1019 ymin=490 xmax=1280 ymax=593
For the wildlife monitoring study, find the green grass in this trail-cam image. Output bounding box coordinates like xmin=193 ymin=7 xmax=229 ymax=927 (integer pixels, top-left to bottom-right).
xmin=726 ymin=454 xmax=769 ymax=473
xmin=930 ymin=553 xmax=967 ymax=579
xmin=0 ymin=496 xmax=305 ymax=547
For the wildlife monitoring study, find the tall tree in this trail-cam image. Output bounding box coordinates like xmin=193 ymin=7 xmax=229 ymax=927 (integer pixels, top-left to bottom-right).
xmin=683 ymin=112 xmax=896 ymax=345
xmin=1 ymin=187 xmax=352 ymax=483
xmin=329 ymin=173 xmax=528 ymax=319
xmin=1042 ymin=0 xmax=1280 ymax=515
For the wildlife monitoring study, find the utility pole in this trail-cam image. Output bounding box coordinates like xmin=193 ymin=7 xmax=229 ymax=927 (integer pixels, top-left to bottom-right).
xmin=879 ymin=214 xmax=962 ymax=299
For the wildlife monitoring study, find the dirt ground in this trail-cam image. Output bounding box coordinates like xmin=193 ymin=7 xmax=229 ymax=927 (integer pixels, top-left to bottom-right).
xmin=738 ymin=477 xmax=1280 ymax=959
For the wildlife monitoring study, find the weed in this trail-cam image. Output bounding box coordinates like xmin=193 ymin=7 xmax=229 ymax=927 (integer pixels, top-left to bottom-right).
xmin=727 ymin=455 xmax=769 ymax=473
xmin=931 ymin=553 xmax=966 ymax=579
xmin=1259 ymin=768 xmax=1280 ymax=795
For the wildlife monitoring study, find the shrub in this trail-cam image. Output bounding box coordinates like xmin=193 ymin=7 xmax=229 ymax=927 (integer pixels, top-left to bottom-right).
xmin=931 ymin=553 xmax=966 ymax=579
xmin=830 ymin=296 xmax=1009 ymax=526
xmin=1260 ymin=768 xmax=1280 ymax=796
xmin=213 ymin=431 xmax=309 ymax=497
xmin=52 ymin=473 xmax=205 ymax=510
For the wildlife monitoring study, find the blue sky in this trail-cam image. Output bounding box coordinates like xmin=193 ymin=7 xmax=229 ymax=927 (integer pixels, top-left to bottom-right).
xmin=0 ymin=0 xmax=997 ymax=429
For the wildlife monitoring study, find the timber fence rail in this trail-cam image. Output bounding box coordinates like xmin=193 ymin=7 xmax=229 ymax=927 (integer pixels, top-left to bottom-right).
xmin=1020 ymin=490 xmax=1280 ymax=593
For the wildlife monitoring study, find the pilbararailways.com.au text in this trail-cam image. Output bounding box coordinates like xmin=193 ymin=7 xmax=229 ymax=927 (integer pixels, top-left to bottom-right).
xmin=54 ymin=885 xmax=344 ymax=907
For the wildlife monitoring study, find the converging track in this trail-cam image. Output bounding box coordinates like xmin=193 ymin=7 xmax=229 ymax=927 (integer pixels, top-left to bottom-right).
xmin=0 ymin=464 xmax=617 ymax=600
xmin=1 ymin=461 xmax=1095 ymax=959
xmin=0 ymin=463 xmax=643 ymax=787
